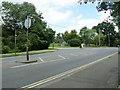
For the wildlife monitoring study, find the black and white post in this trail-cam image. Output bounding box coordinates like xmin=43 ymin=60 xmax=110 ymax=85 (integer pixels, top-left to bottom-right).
xmin=24 ymin=16 xmax=31 ymax=61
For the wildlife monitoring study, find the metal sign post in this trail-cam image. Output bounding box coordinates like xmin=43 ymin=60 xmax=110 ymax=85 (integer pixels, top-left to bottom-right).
xmin=24 ymin=16 xmax=31 ymax=61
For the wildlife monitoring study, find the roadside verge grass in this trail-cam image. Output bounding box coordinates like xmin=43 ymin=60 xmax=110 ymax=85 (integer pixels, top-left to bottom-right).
xmin=1 ymin=48 xmax=57 ymax=57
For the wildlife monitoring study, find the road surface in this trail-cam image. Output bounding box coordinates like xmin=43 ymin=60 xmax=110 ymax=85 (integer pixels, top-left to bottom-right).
xmin=2 ymin=47 xmax=118 ymax=89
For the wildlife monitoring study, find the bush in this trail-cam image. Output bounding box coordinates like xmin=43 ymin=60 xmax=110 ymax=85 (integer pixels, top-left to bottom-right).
xmin=17 ymin=43 xmax=26 ymax=52
xmin=90 ymin=44 xmax=96 ymax=47
xmin=68 ymin=39 xmax=80 ymax=47
xmin=40 ymin=40 xmax=49 ymax=49
xmin=2 ymin=45 xmax=10 ymax=53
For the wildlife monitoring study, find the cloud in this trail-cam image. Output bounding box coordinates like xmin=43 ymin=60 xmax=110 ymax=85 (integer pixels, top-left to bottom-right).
xmin=43 ymin=9 xmax=72 ymax=25
xmin=32 ymin=0 xmax=78 ymax=7
xmin=62 ymin=11 xmax=111 ymax=33
xmin=1 ymin=0 xmax=112 ymax=33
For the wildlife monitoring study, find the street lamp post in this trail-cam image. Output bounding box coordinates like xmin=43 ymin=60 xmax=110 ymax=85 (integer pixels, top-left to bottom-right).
xmin=99 ymin=29 xmax=101 ymax=46
xmin=108 ymin=32 xmax=111 ymax=47
xmin=24 ymin=16 xmax=31 ymax=61
xmin=15 ymin=29 xmax=17 ymax=55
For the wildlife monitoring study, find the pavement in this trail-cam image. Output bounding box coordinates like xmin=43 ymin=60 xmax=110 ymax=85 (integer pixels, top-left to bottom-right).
xmin=36 ymin=53 xmax=119 ymax=88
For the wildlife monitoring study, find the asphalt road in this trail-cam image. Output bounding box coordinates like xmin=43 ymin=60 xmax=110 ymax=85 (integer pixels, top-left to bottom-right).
xmin=2 ymin=47 xmax=118 ymax=89
xmin=44 ymin=53 xmax=118 ymax=88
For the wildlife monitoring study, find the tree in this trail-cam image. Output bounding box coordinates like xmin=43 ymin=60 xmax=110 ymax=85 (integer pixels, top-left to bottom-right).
xmin=92 ymin=21 xmax=116 ymax=46
xmin=62 ymin=31 xmax=70 ymax=43
xmin=78 ymin=0 xmax=120 ymax=15
xmin=69 ymin=30 xmax=79 ymax=39
xmin=94 ymin=33 xmax=105 ymax=46
xmin=96 ymin=2 xmax=120 ymax=15
xmin=62 ymin=30 xmax=80 ymax=43
xmin=79 ymin=27 xmax=96 ymax=44
xmin=2 ymin=1 xmax=55 ymax=53
xmin=55 ymin=33 xmax=64 ymax=43
xmin=68 ymin=39 xmax=80 ymax=47
xmin=78 ymin=0 xmax=120 ymax=46
xmin=96 ymin=1 xmax=120 ymax=30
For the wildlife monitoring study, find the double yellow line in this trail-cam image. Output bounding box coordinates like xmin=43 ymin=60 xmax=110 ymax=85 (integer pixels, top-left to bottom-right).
xmin=18 ymin=52 xmax=118 ymax=90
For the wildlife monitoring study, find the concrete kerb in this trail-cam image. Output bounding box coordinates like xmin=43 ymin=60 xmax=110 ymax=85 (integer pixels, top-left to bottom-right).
xmin=15 ymin=59 xmax=38 ymax=64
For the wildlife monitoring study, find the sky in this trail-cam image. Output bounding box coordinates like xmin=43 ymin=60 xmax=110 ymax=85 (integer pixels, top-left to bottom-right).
xmin=1 ymin=0 xmax=115 ymax=34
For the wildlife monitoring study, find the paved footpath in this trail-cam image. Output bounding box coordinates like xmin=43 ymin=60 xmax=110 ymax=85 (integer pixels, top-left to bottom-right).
xmin=36 ymin=54 xmax=118 ymax=88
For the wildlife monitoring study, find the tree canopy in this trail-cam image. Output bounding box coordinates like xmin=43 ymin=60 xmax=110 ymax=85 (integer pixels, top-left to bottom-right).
xmin=92 ymin=21 xmax=116 ymax=46
xmin=2 ymin=1 xmax=55 ymax=53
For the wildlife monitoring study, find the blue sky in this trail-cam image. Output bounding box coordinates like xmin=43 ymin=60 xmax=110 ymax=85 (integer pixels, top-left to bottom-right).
xmin=1 ymin=0 xmax=112 ymax=33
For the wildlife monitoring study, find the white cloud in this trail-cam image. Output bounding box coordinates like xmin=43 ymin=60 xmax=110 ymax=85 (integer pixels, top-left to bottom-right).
xmin=61 ymin=11 xmax=111 ymax=33
xmin=31 ymin=0 xmax=78 ymax=7
xmin=98 ymin=11 xmax=111 ymax=22
xmin=42 ymin=8 xmax=73 ymax=25
xmin=1 ymin=0 xmax=112 ymax=33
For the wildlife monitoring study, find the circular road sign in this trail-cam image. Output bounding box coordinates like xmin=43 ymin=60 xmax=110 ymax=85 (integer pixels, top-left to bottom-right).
xmin=24 ymin=17 xmax=31 ymax=29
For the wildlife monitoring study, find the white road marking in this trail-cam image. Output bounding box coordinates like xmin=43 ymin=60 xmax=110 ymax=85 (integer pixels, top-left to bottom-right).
xmin=11 ymin=64 xmax=32 ymax=68
xmin=10 ymin=58 xmax=68 ymax=69
xmin=18 ymin=52 xmax=118 ymax=89
xmin=38 ymin=57 xmax=44 ymax=62
xmin=58 ymin=55 xmax=66 ymax=59
xmin=70 ymin=53 xmax=78 ymax=56
xmin=11 ymin=62 xmax=39 ymax=68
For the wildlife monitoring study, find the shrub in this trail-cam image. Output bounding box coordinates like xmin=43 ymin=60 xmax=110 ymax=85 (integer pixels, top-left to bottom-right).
xmin=68 ymin=39 xmax=80 ymax=47
xmin=38 ymin=40 xmax=49 ymax=50
xmin=90 ymin=44 xmax=96 ymax=47
xmin=2 ymin=45 xmax=10 ymax=53
xmin=17 ymin=43 xmax=26 ymax=52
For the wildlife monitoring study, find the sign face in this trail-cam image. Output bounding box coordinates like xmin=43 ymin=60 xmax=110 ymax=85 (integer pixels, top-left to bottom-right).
xmin=24 ymin=17 xmax=31 ymax=29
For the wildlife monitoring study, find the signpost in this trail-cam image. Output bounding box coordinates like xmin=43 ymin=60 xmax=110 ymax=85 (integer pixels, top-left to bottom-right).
xmin=24 ymin=16 xmax=31 ymax=61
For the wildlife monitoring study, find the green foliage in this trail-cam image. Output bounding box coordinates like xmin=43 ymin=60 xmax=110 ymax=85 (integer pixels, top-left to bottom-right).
xmin=96 ymin=2 xmax=120 ymax=17
xmin=96 ymin=1 xmax=120 ymax=31
xmin=62 ymin=31 xmax=70 ymax=43
xmin=55 ymin=33 xmax=64 ymax=43
xmin=90 ymin=44 xmax=96 ymax=47
xmin=17 ymin=43 xmax=26 ymax=52
xmin=2 ymin=1 xmax=55 ymax=53
xmin=94 ymin=33 xmax=105 ymax=46
xmin=68 ymin=39 xmax=80 ymax=47
xmin=79 ymin=27 xmax=96 ymax=44
xmin=2 ymin=45 xmax=10 ymax=53
xmin=62 ymin=30 xmax=80 ymax=43
xmin=92 ymin=21 xmax=116 ymax=46
xmin=96 ymin=2 xmax=120 ymax=46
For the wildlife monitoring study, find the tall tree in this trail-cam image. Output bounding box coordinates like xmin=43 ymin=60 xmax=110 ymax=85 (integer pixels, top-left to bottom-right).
xmin=96 ymin=1 xmax=120 ymax=30
xmin=79 ymin=27 xmax=96 ymax=44
xmin=69 ymin=30 xmax=79 ymax=39
xmin=92 ymin=21 xmax=116 ymax=46
xmin=2 ymin=1 xmax=55 ymax=53
xmin=62 ymin=31 xmax=70 ymax=43
xmin=55 ymin=33 xmax=64 ymax=43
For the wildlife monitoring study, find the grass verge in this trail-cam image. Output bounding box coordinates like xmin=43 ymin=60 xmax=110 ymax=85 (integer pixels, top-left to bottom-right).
xmin=1 ymin=48 xmax=57 ymax=57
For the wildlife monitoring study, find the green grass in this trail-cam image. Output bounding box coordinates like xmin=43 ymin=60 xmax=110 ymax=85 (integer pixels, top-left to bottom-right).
xmin=50 ymin=43 xmax=109 ymax=48
xmin=1 ymin=48 xmax=57 ymax=57
xmin=49 ymin=43 xmax=79 ymax=48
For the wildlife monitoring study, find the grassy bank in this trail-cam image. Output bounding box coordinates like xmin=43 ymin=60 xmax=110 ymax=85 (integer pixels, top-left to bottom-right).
xmin=50 ymin=43 xmax=110 ymax=48
xmin=1 ymin=48 xmax=57 ymax=57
